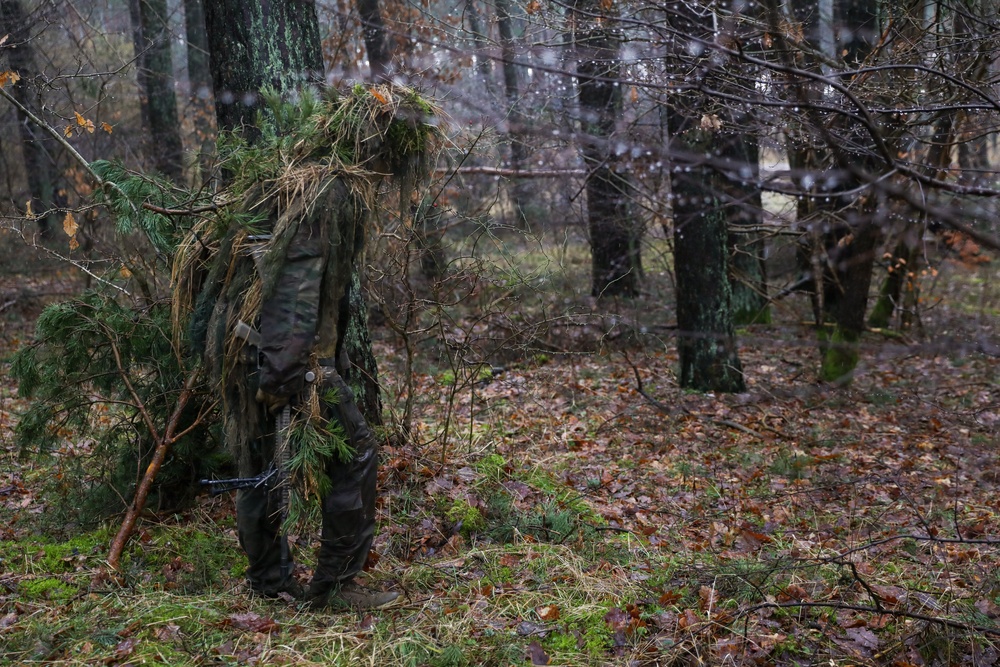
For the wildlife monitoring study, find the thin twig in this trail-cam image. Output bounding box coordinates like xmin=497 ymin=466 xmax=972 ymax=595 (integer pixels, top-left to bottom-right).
xmin=739 ymin=600 xmax=1000 ymax=637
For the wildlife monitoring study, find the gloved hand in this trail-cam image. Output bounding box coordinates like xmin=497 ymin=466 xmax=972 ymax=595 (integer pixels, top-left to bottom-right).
xmin=255 ymin=389 xmax=290 ymax=414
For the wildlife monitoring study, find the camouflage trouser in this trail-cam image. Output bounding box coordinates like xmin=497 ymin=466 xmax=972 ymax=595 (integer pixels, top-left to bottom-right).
xmin=236 ymin=369 xmax=378 ymax=596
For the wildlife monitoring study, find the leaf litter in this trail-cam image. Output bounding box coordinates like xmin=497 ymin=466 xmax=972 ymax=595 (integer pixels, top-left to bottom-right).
xmin=3 ymin=259 xmax=1000 ymax=664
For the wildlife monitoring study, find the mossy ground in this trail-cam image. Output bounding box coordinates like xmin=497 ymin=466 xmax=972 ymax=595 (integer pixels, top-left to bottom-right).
xmin=4 ymin=227 xmax=1000 ymax=665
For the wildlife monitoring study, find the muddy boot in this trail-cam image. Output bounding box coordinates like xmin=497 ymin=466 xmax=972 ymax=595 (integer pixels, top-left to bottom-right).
xmin=252 ymin=578 xmax=304 ymax=601
xmin=307 ymin=580 xmax=399 ymax=610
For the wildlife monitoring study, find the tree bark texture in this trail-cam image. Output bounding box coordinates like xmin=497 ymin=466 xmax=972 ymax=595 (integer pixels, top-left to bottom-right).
xmin=672 ymin=163 xmax=747 ymax=393
xmin=182 ymin=0 xmax=216 ymax=183
xmin=465 ymin=0 xmax=494 ymax=98
xmin=131 ymin=0 xmax=185 ymax=182
xmin=573 ymin=0 xmax=639 ymax=298
xmin=204 ymin=0 xmax=324 ymax=132
xmin=0 ymin=0 xmax=61 ymax=237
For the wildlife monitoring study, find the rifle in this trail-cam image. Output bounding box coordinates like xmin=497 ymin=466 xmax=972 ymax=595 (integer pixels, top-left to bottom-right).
xmin=200 ymin=466 xmax=278 ymax=495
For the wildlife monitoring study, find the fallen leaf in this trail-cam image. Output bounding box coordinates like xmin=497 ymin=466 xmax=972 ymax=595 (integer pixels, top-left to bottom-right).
xmin=527 ymin=640 xmax=550 ymax=665
xmin=153 ymin=624 xmax=181 ymax=641
xmin=659 ymin=590 xmax=681 ymax=605
xmin=112 ymin=636 xmax=138 ymax=660
xmin=846 ymin=626 xmax=879 ymax=651
xmin=537 ymin=604 xmax=560 ymax=621
xmin=223 ymin=612 xmax=280 ymax=634
xmin=516 ymin=620 xmax=547 ymax=637
xmin=976 ymin=598 xmax=1000 ymax=618
xmin=699 ymin=585 xmax=718 ymax=611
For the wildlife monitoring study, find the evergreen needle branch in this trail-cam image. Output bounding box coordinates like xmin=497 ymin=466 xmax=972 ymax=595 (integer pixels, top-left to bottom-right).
xmin=102 ymin=321 xmax=160 ymax=443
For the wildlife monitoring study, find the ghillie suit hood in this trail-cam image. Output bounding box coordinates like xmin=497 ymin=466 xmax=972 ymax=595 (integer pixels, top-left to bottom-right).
xmin=171 ymin=85 xmax=443 ymax=515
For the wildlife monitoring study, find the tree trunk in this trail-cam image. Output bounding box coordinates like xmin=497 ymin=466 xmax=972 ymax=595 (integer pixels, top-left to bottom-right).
xmin=719 ymin=75 xmax=769 ymax=325
xmin=204 ymin=0 xmax=324 ymax=133
xmin=496 ymin=0 xmax=530 ymax=228
xmin=182 ymin=0 xmax=215 ymax=184
xmin=203 ymin=0 xmax=382 ymax=425
xmin=0 ymin=0 xmax=60 ymax=238
xmin=465 ymin=0 xmax=494 ymax=98
xmin=673 ymin=189 xmax=747 ymax=393
xmin=729 ymin=229 xmax=770 ymax=325
xmin=184 ymin=0 xmax=212 ymax=100
xmin=819 ymin=219 xmax=879 ymax=381
xmin=573 ymin=0 xmax=639 ymax=298
xmin=664 ymin=1 xmax=746 ymax=392
xmin=358 ymin=0 xmax=392 ymax=81
xmin=130 ymin=0 xmax=185 ymax=182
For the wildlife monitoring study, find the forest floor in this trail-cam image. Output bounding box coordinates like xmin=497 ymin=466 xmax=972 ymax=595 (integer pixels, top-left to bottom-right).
xmin=2 ymin=235 xmax=1000 ymax=666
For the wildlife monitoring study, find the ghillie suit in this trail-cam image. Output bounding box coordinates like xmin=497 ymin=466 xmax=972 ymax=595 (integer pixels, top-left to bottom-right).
xmin=173 ymin=85 xmax=442 ymax=602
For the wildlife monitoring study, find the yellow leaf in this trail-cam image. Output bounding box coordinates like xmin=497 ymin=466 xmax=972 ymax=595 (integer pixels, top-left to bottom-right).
xmin=120 ymin=266 xmax=132 ymax=279
xmin=0 ymin=70 xmax=20 ymax=88
xmin=101 ymin=122 xmax=113 ymax=134
xmin=63 ymin=211 xmax=78 ymax=237
xmin=25 ymin=199 xmax=34 ymax=219
xmin=75 ymin=112 xmax=95 ymax=133
xmin=64 ymin=126 xmax=73 ymax=137
xmin=525 ymin=0 xmax=541 ymax=13
xmin=369 ymin=88 xmax=388 ymax=104
xmin=69 ymin=235 xmax=80 ymax=251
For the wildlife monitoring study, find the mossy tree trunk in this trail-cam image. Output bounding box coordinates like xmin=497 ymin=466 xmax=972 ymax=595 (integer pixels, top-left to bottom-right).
xmin=815 ymin=0 xmax=882 ymax=381
xmin=204 ymin=0 xmax=324 ymax=133
xmin=1 ymin=0 xmax=61 ymax=238
xmin=203 ymin=0 xmax=383 ymax=425
xmin=665 ymin=1 xmax=746 ymax=393
xmin=819 ymin=219 xmax=879 ymax=381
xmin=772 ymin=0 xmax=884 ymax=382
xmin=868 ymin=238 xmax=920 ymax=330
xmin=130 ymin=0 xmax=185 ymax=182
xmin=671 ymin=151 xmax=747 ymax=394
xmin=573 ymin=0 xmax=640 ymax=298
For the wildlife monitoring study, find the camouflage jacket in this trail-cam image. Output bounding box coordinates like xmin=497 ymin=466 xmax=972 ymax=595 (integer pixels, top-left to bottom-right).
xmin=256 ymin=179 xmax=367 ymax=399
